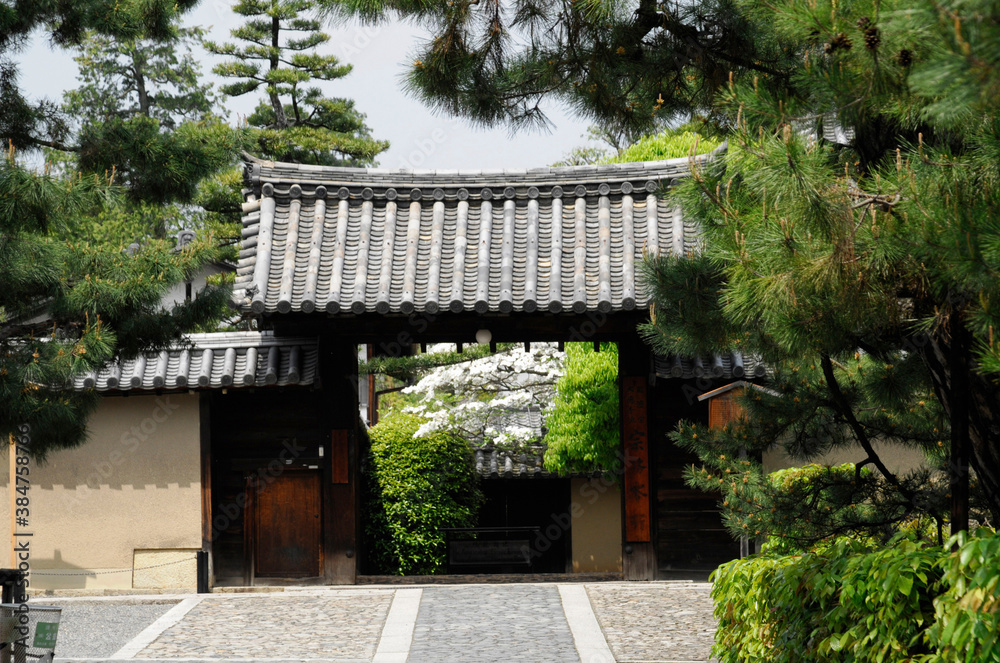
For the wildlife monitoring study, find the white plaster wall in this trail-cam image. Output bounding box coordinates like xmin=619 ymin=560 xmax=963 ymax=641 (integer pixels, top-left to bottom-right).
xmin=2 ymin=393 xmax=202 ymax=590
xmin=163 ymin=263 xmax=229 ymax=309
xmin=763 ymin=441 xmax=930 ymax=475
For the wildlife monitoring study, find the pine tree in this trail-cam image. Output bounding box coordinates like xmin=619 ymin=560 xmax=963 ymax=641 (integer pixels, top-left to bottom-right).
xmin=0 ymin=151 xmax=230 ymax=457
xmin=1 ymin=5 xmax=233 ymax=457
xmin=641 ymin=0 xmax=1000 ymax=533
xmin=320 ymin=0 xmax=794 ymax=136
xmin=206 ymin=0 xmax=388 ymax=166
xmin=64 ymin=26 xmax=219 ymax=131
xmin=58 ymin=23 xmax=241 ymax=260
xmin=0 ymin=0 xmax=199 ymax=154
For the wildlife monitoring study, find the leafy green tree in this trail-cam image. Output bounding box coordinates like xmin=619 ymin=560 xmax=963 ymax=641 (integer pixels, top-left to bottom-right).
xmin=206 ymin=0 xmax=388 ymax=166
xmin=59 ymin=23 xmax=242 ymax=253
xmin=544 ymin=343 xmax=620 ymax=475
xmin=0 ymin=0 xmax=198 ymax=153
xmin=362 ymin=412 xmax=481 ymax=575
xmin=602 ymin=129 xmax=720 ymax=164
xmin=64 ymin=26 xmax=219 ymax=131
xmin=3 ymin=10 xmax=241 ymax=212
xmin=641 ymin=0 xmax=1000 ymax=533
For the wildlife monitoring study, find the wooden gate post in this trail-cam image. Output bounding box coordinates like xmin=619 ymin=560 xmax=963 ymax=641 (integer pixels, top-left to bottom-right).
xmin=319 ymin=338 xmax=360 ymax=584
xmin=619 ymin=341 xmax=657 ymax=580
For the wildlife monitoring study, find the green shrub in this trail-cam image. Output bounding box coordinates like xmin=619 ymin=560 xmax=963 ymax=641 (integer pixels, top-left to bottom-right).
xmin=711 ymin=529 xmax=1000 ymax=662
xmin=924 ymin=532 xmax=1000 ymax=662
xmin=601 ymin=130 xmax=721 ymax=163
xmin=361 ymin=412 xmax=481 ymax=575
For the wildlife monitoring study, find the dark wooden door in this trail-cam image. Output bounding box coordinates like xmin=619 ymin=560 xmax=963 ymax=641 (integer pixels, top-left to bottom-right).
xmin=255 ymin=471 xmax=322 ymax=577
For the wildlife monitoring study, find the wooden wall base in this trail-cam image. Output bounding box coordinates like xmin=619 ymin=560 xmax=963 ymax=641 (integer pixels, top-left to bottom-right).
xmin=623 ymin=541 xmax=657 ymax=580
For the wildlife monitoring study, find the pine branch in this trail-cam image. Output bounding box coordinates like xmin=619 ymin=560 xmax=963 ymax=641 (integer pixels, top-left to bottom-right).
xmin=31 ymin=139 xmax=79 ymax=153
xmin=820 ymin=353 xmax=917 ymax=510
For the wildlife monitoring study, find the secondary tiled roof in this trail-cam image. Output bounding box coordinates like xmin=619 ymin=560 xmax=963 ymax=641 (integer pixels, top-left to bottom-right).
xmin=73 ymin=332 xmax=318 ymax=392
xmin=235 ymin=150 xmax=720 ymax=316
xmin=653 ymin=353 xmax=767 ymax=380
xmin=475 ymin=447 xmax=551 ymax=479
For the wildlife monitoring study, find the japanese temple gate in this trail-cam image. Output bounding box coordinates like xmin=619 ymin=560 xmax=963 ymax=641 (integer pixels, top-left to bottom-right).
xmin=224 ymin=152 xmax=740 ymax=583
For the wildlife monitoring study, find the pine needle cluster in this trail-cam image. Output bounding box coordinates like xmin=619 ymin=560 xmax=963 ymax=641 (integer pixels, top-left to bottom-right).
xmin=321 ymin=0 xmax=797 ymax=136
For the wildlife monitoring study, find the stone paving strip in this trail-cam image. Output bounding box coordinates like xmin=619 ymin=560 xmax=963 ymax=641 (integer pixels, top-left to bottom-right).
xmin=133 ymin=590 xmax=393 ymax=661
xmin=585 ymin=582 xmax=718 ymax=663
xmin=407 ymin=584 xmax=581 ymax=663
xmin=372 ymin=588 xmax=421 ymax=663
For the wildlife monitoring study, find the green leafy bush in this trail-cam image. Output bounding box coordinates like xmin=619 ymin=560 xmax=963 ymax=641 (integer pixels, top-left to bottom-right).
xmin=361 ymin=412 xmax=481 ymax=575
xmin=924 ymin=532 xmax=1000 ymax=661
xmin=711 ymin=529 xmax=1000 ymax=662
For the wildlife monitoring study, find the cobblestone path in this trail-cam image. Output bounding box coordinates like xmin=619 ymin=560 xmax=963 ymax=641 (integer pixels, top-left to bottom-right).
xmin=587 ymin=582 xmax=717 ymax=662
xmin=407 ymin=585 xmax=580 ymax=663
xmin=51 ymin=582 xmax=718 ymax=662
xmin=135 ymin=591 xmax=392 ymax=660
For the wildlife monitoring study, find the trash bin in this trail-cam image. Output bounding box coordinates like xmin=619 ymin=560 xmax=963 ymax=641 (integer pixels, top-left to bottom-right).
xmin=0 ymin=604 xmax=61 ymax=663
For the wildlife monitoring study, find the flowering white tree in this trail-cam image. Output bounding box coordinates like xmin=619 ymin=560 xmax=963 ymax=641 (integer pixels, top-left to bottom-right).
xmin=401 ymin=343 xmax=565 ymax=453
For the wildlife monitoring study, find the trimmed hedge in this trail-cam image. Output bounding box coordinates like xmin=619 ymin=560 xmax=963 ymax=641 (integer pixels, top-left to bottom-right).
xmin=361 ymin=412 xmax=481 ymax=575
xmin=711 ymin=530 xmax=1000 ymax=662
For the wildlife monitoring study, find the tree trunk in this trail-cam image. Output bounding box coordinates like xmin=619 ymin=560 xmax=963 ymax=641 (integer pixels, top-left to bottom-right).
xmin=131 ymin=50 xmax=150 ymax=117
xmin=922 ymin=332 xmax=1000 ymax=526
xmin=948 ymin=321 xmax=970 ymax=533
xmin=269 ymin=9 xmax=288 ymax=129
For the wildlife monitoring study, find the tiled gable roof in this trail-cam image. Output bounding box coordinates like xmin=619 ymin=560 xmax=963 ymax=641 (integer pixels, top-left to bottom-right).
xmin=653 ymin=353 xmax=767 ymax=380
xmin=72 ymin=332 xmax=318 ymax=392
xmin=235 ymin=151 xmax=719 ymax=316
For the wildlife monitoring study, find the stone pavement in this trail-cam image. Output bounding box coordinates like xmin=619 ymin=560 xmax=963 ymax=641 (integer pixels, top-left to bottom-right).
xmin=408 ymin=585 xmax=579 ymax=662
xmin=50 ymin=581 xmax=718 ymax=663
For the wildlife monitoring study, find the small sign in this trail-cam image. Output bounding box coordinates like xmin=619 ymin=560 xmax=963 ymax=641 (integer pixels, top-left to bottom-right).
xmin=33 ymin=622 xmax=59 ymax=648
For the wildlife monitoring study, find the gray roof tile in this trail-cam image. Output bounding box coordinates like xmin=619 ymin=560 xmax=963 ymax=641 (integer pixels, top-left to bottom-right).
xmin=73 ymin=332 xmax=318 ymax=392
xmin=653 ymin=353 xmax=767 ymax=380
xmin=236 ymin=150 xmax=721 ymax=315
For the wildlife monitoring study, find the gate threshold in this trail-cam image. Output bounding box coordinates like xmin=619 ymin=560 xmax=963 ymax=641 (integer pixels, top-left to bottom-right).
xmin=358 ymin=572 xmax=622 ymax=585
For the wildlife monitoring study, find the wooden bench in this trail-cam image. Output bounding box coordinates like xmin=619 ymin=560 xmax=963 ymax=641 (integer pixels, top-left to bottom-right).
xmin=441 ymin=527 xmax=541 ymax=573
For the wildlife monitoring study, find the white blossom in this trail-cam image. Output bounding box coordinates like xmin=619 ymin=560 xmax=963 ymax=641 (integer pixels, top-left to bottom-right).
xmin=399 ymin=343 xmax=565 ymax=452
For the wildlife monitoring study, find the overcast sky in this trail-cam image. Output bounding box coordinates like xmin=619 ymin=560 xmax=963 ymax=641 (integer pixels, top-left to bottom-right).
xmin=16 ymin=4 xmax=594 ymax=170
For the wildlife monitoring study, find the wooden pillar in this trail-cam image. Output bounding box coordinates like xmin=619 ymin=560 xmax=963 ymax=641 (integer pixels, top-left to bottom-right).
xmin=199 ymin=396 xmax=214 ymax=588
xmin=320 ymin=338 xmax=359 ymax=584
xmin=619 ymin=341 xmax=656 ymax=580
